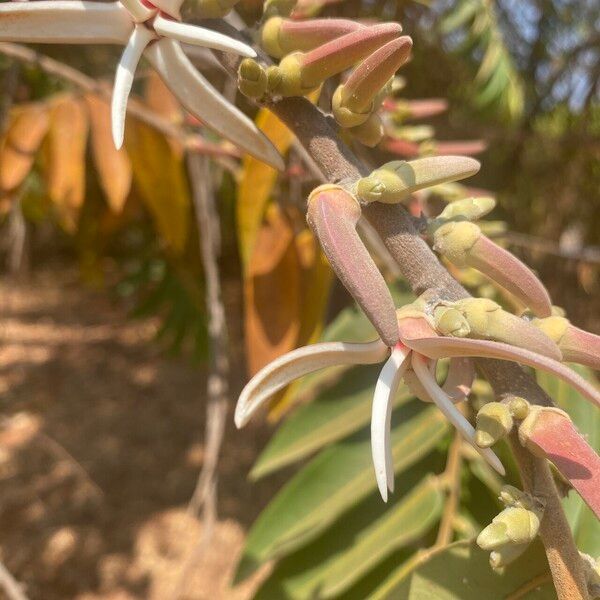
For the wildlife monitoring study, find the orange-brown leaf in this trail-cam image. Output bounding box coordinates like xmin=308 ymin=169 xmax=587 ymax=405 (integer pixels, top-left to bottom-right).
xmin=0 ymin=102 xmax=49 ymax=192
xmin=244 ymin=205 xmax=301 ymax=376
xmin=45 ymin=95 xmax=89 ymax=232
xmin=125 ymin=117 xmax=190 ymax=254
xmin=85 ymin=94 xmax=132 ymax=214
xmin=144 ymin=71 xmax=183 ymax=124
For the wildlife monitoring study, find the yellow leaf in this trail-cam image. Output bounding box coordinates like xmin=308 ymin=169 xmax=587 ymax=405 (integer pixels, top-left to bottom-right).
xmin=0 ymin=101 xmax=49 ymax=192
xmin=244 ymin=204 xmax=301 ymax=376
xmin=268 ymin=226 xmax=333 ymax=421
xmin=45 ymin=95 xmax=89 ymax=232
xmin=237 ymin=109 xmax=295 ymax=272
xmin=85 ymin=94 xmax=132 ymax=214
xmin=125 ymin=117 xmax=190 ymax=254
xmin=144 ymin=71 xmax=183 ymax=124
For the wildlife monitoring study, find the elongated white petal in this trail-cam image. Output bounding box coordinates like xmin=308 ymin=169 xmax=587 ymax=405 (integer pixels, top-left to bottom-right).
xmin=120 ymin=0 xmax=156 ymax=22
xmin=152 ymin=0 xmax=184 ymax=19
xmin=0 ymin=1 xmax=132 ymax=44
xmin=235 ymin=339 xmax=389 ymax=428
xmin=403 ymin=334 xmax=600 ymax=409
xmin=112 ymin=26 xmax=156 ymax=149
xmin=371 ymin=345 xmax=411 ymax=502
xmin=153 ymin=15 xmax=256 ymax=58
xmin=145 ymin=38 xmax=284 ymax=170
xmin=412 ymin=354 xmax=505 ymax=476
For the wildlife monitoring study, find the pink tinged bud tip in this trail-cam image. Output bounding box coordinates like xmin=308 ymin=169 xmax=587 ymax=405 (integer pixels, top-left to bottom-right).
xmin=429 ymin=141 xmax=488 ymax=156
xmin=333 ymin=36 xmax=412 ymax=125
xmin=433 ymin=223 xmax=553 ymax=318
xmin=300 ymin=22 xmax=402 ymax=88
xmin=235 ymin=339 xmax=389 ymax=428
xmin=263 ymin=17 xmax=366 ymax=58
xmin=520 ymin=408 xmax=600 ymax=520
xmin=371 ymin=345 xmax=411 ymax=501
xmin=307 ymin=186 xmax=400 ymax=347
xmin=442 ymin=357 xmax=475 ymax=402
xmin=560 ymin=325 xmax=600 ymax=371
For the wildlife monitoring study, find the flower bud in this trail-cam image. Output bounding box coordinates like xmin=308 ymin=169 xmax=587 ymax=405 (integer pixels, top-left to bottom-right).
xmin=437 ymin=196 xmax=496 ymax=222
xmin=489 ymin=543 xmax=530 ymax=570
xmin=332 ymin=36 xmax=412 ymax=128
xmin=238 ymin=58 xmax=268 ymax=99
xmin=433 ymin=307 xmax=470 ymax=337
xmin=261 ymin=17 xmax=364 ymax=59
xmin=508 ymin=397 xmax=530 ymax=420
xmin=356 ymin=156 xmax=480 ymax=204
xmin=477 ymin=506 xmax=541 ymax=551
xmin=347 ymin=113 xmax=384 ymax=147
xmin=433 ymin=222 xmax=553 ymax=318
xmin=475 ymin=402 xmax=513 ymax=447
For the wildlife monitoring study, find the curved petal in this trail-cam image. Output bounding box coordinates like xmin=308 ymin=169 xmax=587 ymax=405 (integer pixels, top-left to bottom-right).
xmin=0 ymin=1 xmax=133 ymax=44
xmin=235 ymin=339 xmax=389 ymax=428
xmin=120 ymin=0 xmax=156 ymax=22
xmin=403 ymin=333 xmax=600 ymax=409
xmin=112 ymin=25 xmax=156 ymax=149
xmin=442 ymin=357 xmax=475 ymax=402
xmin=153 ymin=15 xmax=256 ymax=58
xmin=412 ymin=353 xmax=505 ymax=475
xmin=145 ymin=38 xmax=284 ymax=170
xmin=151 ymin=0 xmax=184 ymax=19
xmin=371 ymin=345 xmax=411 ymax=501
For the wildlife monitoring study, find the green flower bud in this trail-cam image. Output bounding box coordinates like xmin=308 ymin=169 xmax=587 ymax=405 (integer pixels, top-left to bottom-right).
xmin=261 ymin=16 xmax=285 ymax=58
xmin=432 ymin=221 xmax=481 ymax=266
xmin=508 ymin=397 xmax=530 ymax=420
xmin=437 ymin=196 xmax=496 ymax=222
xmin=489 ymin=543 xmax=530 ymax=570
xmin=433 ymin=306 xmax=470 ymax=337
xmin=475 ymin=402 xmax=513 ymax=448
xmin=332 ymin=84 xmax=372 ymax=128
xmin=238 ymin=59 xmax=268 ymax=99
xmin=477 ymin=506 xmax=540 ymax=551
xmin=348 ymin=113 xmax=384 ymax=147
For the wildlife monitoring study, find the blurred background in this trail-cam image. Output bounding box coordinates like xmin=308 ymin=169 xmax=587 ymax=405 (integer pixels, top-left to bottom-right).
xmin=0 ymin=0 xmax=598 ymax=598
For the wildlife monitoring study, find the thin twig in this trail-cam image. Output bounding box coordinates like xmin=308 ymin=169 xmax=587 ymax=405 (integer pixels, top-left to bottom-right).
xmin=505 ymin=572 xmax=554 ymax=600
xmin=435 ymin=431 xmax=463 ymax=547
xmin=0 ymin=560 xmax=30 ymax=600
xmin=0 ymin=42 xmax=239 ymax=161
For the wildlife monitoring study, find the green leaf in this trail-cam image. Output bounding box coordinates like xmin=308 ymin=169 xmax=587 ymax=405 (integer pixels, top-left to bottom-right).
xmin=251 ymin=365 xmax=413 ymax=480
xmin=254 ymin=474 xmax=444 ymax=599
xmin=235 ymin=402 xmax=449 ymax=582
xmin=537 ymin=364 xmax=600 ymax=556
xmin=369 ymin=540 xmax=556 ymax=600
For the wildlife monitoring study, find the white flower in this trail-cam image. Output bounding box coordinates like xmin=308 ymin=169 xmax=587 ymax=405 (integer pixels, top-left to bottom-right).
xmin=0 ymin=0 xmax=284 ymax=169
xmin=235 ymin=313 xmax=600 ymax=502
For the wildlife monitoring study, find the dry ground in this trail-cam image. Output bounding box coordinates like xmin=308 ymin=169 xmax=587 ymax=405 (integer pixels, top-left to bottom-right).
xmin=0 ymin=269 xmax=280 ymax=600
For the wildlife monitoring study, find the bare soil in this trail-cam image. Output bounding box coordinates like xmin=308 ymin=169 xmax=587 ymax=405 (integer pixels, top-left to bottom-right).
xmin=0 ymin=269 xmax=279 ymax=600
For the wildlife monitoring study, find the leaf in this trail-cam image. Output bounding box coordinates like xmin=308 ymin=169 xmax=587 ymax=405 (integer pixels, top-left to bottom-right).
xmin=85 ymin=94 xmax=132 ymax=214
xmin=370 ymin=540 xmax=555 ymax=600
xmin=315 ymin=476 xmax=444 ymax=598
xmin=44 ymin=94 xmax=89 ymax=232
xmin=125 ymin=118 xmax=190 ymax=254
xmin=252 ymin=365 xmax=413 ymax=479
xmin=244 ymin=204 xmax=301 ymax=375
xmin=235 ymin=401 xmax=449 ymax=582
xmin=237 ymin=109 xmax=295 ymax=271
xmin=144 ymin=70 xmax=183 ymax=124
xmin=0 ymin=101 xmax=49 ymax=193
xmin=254 ymin=474 xmax=444 ymax=599
xmin=537 ymin=364 xmax=600 ymax=556
xmin=266 ymin=228 xmax=333 ymax=420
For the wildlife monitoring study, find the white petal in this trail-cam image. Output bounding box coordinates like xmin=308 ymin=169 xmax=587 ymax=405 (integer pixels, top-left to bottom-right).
xmin=0 ymin=1 xmax=133 ymax=44
xmin=152 ymin=0 xmax=184 ymax=19
xmin=411 ymin=353 xmax=505 ymax=476
xmin=112 ymin=26 xmax=156 ymax=149
xmin=235 ymin=339 xmax=390 ymax=428
xmin=144 ymin=38 xmax=284 ymax=170
xmin=120 ymin=0 xmax=156 ymax=22
xmin=153 ymin=15 xmax=256 ymax=58
xmin=371 ymin=346 xmax=411 ymax=502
